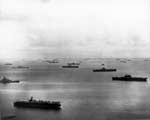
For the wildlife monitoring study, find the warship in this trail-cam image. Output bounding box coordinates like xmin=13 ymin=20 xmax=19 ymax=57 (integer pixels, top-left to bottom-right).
xmin=45 ymin=59 xmax=59 ymax=63
xmin=5 ymin=63 xmax=13 ymax=65
xmin=62 ymin=64 xmax=79 ymax=68
xmin=120 ymin=61 xmax=127 ymax=63
xmin=14 ymin=97 xmax=61 ymax=110
xmin=93 ymin=67 xmax=117 ymax=72
xmin=12 ymin=66 xmax=29 ymax=69
xmin=0 ymin=76 xmax=19 ymax=84
xmin=112 ymin=74 xmax=147 ymax=82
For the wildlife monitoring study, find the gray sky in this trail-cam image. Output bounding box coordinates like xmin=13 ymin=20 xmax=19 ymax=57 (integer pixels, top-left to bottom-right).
xmin=0 ymin=0 xmax=149 ymax=60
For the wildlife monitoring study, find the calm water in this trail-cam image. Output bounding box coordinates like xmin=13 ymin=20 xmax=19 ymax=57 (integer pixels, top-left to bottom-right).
xmin=1 ymin=59 xmax=150 ymax=120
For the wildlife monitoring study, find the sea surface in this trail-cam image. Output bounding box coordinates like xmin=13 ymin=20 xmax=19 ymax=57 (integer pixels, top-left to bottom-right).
xmin=1 ymin=58 xmax=150 ymax=120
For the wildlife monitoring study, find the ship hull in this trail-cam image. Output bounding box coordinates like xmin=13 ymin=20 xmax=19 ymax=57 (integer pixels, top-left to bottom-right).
xmin=93 ymin=69 xmax=117 ymax=72
xmin=0 ymin=80 xmax=20 ymax=84
xmin=14 ymin=101 xmax=61 ymax=110
xmin=112 ymin=77 xmax=147 ymax=82
xmin=62 ymin=66 xmax=79 ymax=68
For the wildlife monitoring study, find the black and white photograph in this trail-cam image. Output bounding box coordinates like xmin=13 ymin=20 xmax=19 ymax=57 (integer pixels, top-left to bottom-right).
xmin=0 ymin=0 xmax=150 ymax=120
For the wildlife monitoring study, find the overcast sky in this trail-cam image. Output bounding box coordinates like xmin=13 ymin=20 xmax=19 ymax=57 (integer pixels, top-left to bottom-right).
xmin=0 ymin=0 xmax=149 ymax=60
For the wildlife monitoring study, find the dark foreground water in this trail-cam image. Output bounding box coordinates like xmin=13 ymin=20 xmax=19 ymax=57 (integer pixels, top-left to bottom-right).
xmin=1 ymin=58 xmax=150 ymax=120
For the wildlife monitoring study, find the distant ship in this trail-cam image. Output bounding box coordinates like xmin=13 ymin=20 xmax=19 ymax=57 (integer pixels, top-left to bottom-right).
xmin=93 ymin=67 xmax=117 ymax=72
xmin=62 ymin=64 xmax=79 ymax=68
xmin=116 ymin=58 xmax=120 ymax=61
xmin=0 ymin=76 xmax=20 ymax=84
xmin=62 ymin=63 xmax=79 ymax=68
xmin=120 ymin=61 xmax=127 ymax=63
xmin=14 ymin=97 xmax=61 ymax=110
xmin=12 ymin=66 xmax=29 ymax=69
xmin=112 ymin=74 xmax=147 ymax=82
xmin=45 ymin=59 xmax=59 ymax=63
xmin=5 ymin=63 xmax=13 ymax=65
xmin=144 ymin=59 xmax=150 ymax=61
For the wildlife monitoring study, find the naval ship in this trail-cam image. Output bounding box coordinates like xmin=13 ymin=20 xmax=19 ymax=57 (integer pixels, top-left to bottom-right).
xmin=112 ymin=74 xmax=147 ymax=82
xmin=62 ymin=63 xmax=79 ymax=68
xmin=5 ymin=63 xmax=13 ymax=65
xmin=0 ymin=76 xmax=20 ymax=84
xmin=14 ymin=97 xmax=61 ymax=110
xmin=12 ymin=66 xmax=29 ymax=69
xmin=45 ymin=59 xmax=59 ymax=63
xmin=93 ymin=67 xmax=117 ymax=72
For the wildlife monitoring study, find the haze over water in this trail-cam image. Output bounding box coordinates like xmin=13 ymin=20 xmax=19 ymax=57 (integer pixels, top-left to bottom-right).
xmin=0 ymin=58 xmax=150 ymax=120
xmin=0 ymin=0 xmax=150 ymax=119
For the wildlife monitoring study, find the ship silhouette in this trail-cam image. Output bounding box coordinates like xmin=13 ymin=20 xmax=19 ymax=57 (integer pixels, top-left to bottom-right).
xmin=0 ymin=76 xmax=19 ymax=84
xmin=112 ymin=74 xmax=147 ymax=82
xmin=14 ymin=97 xmax=61 ymax=110
xmin=93 ymin=67 xmax=117 ymax=72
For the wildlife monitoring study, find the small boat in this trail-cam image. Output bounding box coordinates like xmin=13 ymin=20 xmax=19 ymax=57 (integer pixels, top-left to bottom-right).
xmin=112 ymin=74 xmax=147 ymax=82
xmin=93 ymin=67 xmax=117 ymax=72
xmin=0 ymin=76 xmax=20 ymax=84
xmin=14 ymin=97 xmax=61 ymax=110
